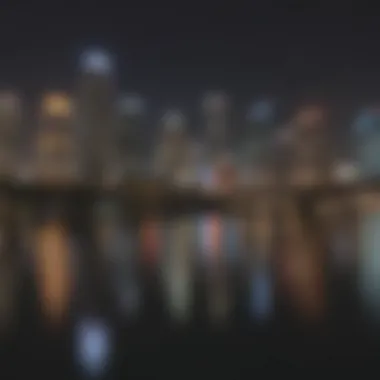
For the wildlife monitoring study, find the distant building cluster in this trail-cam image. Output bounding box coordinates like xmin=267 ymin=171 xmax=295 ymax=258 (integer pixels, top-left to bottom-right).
xmin=3 ymin=47 xmax=380 ymax=189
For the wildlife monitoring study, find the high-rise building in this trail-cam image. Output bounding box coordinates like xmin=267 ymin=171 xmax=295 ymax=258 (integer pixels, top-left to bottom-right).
xmin=116 ymin=93 xmax=146 ymax=176
xmin=34 ymin=92 xmax=78 ymax=182
xmin=279 ymin=104 xmax=330 ymax=186
xmin=153 ymin=109 xmax=188 ymax=179
xmin=240 ymin=100 xmax=276 ymax=182
xmin=357 ymin=194 xmax=380 ymax=323
xmin=0 ymin=92 xmax=21 ymax=176
xmin=353 ymin=107 xmax=380 ymax=179
xmin=77 ymin=48 xmax=116 ymax=182
xmin=201 ymin=91 xmax=230 ymax=156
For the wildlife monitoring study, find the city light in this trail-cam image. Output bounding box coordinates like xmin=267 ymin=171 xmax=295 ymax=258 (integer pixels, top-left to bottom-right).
xmin=79 ymin=48 xmax=114 ymax=76
xmin=74 ymin=316 xmax=113 ymax=378
xmin=34 ymin=221 xmax=72 ymax=325
xmin=41 ymin=93 xmax=72 ymax=118
xmin=250 ymin=267 xmax=274 ymax=322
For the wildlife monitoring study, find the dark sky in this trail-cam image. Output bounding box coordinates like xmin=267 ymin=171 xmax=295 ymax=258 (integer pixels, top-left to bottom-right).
xmin=0 ymin=1 xmax=379 ymax=114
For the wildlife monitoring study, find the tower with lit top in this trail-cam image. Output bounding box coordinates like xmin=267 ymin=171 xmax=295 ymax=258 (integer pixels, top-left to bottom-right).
xmin=34 ymin=92 xmax=78 ymax=182
xmin=77 ymin=48 xmax=117 ymax=182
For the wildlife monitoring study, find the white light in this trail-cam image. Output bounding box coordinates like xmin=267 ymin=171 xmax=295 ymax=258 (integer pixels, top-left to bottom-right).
xmin=80 ymin=48 xmax=113 ymax=75
xmin=74 ymin=316 xmax=112 ymax=378
xmin=118 ymin=94 xmax=145 ymax=116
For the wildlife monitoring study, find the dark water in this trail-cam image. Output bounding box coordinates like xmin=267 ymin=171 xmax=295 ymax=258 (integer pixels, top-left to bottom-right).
xmin=2 ymin=268 xmax=380 ymax=380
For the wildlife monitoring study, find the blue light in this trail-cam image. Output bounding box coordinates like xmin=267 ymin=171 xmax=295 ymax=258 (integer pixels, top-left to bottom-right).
xmin=80 ymin=48 xmax=114 ymax=75
xmin=250 ymin=266 xmax=273 ymax=322
xmin=74 ymin=316 xmax=112 ymax=378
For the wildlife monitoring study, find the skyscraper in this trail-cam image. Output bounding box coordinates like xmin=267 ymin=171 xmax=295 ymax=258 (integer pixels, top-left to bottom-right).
xmin=35 ymin=92 xmax=78 ymax=182
xmin=153 ymin=109 xmax=188 ymax=179
xmin=116 ymin=93 xmax=146 ymax=176
xmin=77 ymin=48 xmax=116 ymax=182
xmin=282 ymin=104 xmax=330 ymax=186
xmin=0 ymin=92 xmax=21 ymax=176
xmin=201 ymin=91 xmax=230 ymax=157
xmin=353 ymin=107 xmax=380 ymax=179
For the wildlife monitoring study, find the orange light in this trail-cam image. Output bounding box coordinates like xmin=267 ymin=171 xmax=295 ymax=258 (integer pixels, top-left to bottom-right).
xmin=42 ymin=93 xmax=72 ymax=118
xmin=34 ymin=221 xmax=71 ymax=326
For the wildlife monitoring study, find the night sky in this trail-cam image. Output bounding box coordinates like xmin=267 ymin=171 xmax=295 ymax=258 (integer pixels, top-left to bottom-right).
xmin=0 ymin=1 xmax=379 ymax=116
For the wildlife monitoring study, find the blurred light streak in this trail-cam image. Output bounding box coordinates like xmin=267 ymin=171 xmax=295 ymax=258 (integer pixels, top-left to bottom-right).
xmin=34 ymin=221 xmax=72 ymax=326
xmin=277 ymin=200 xmax=325 ymax=323
xmin=358 ymin=200 xmax=380 ymax=322
xmin=140 ymin=218 xmax=161 ymax=268
xmin=250 ymin=265 xmax=274 ymax=322
xmin=74 ymin=316 xmax=113 ymax=378
xmin=164 ymin=219 xmax=194 ymax=323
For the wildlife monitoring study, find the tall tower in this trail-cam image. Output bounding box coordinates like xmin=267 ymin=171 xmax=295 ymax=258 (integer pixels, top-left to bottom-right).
xmin=241 ymin=99 xmax=276 ymax=184
xmin=153 ymin=109 xmax=188 ymax=179
xmin=0 ymin=92 xmax=21 ymax=329
xmin=353 ymin=107 xmax=380 ymax=323
xmin=0 ymin=92 xmax=21 ymax=176
xmin=116 ymin=93 xmax=146 ymax=176
xmin=239 ymin=100 xmax=277 ymax=322
xmin=34 ymin=92 xmax=78 ymax=182
xmin=353 ymin=107 xmax=380 ymax=179
xmin=284 ymin=104 xmax=330 ymax=186
xmin=32 ymin=93 xmax=76 ymax=326
xmin=201 ymin=91 xmax=230 ymax=157
xmin=77 ymin=48 xmax=116 ymax=182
